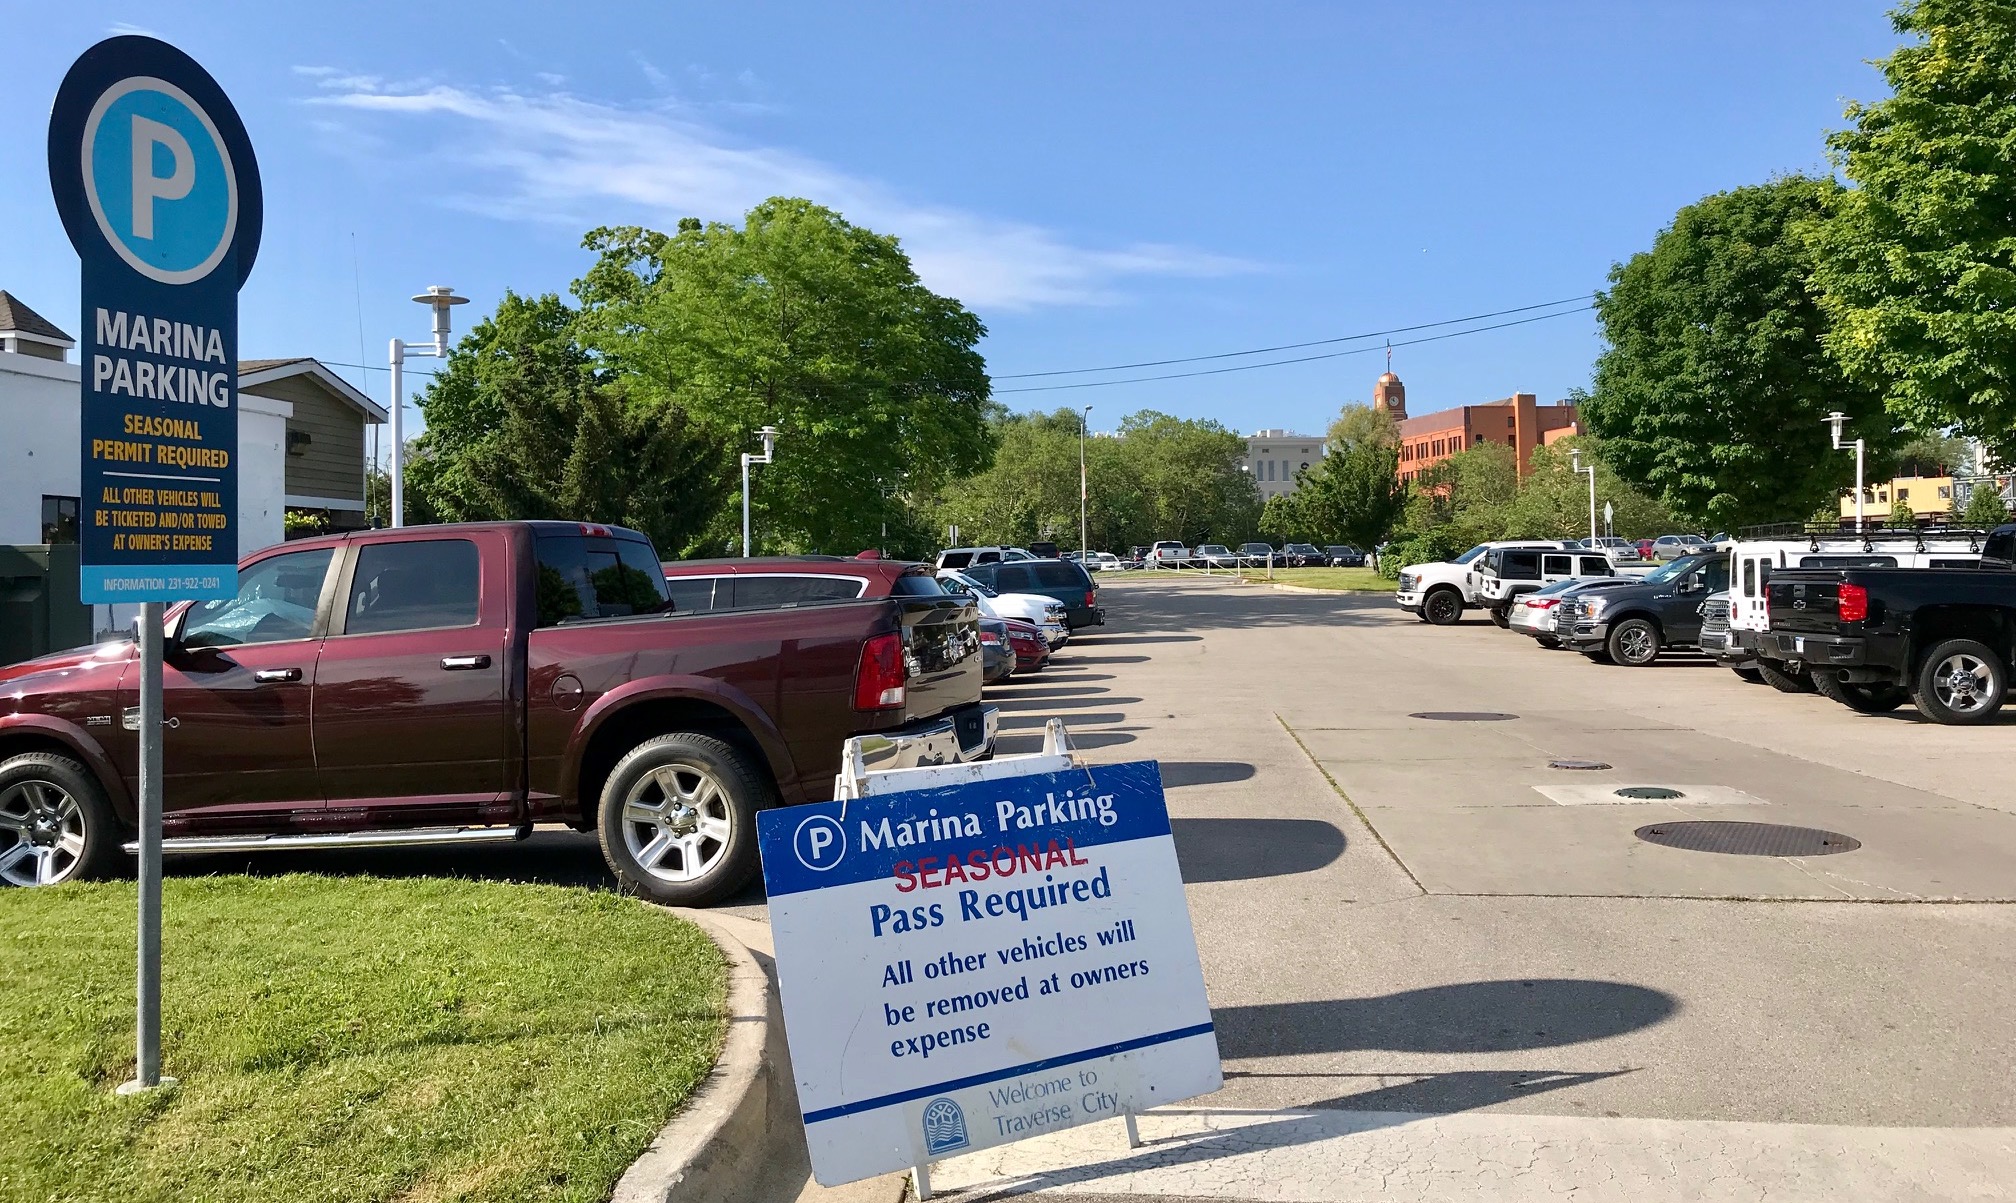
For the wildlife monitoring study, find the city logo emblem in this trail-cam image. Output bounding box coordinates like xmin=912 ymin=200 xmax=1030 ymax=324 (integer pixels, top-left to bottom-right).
xmin=921 ymin=1097 xmax=970 ymax=1155
xmin=793 ymin=814 xmax=847 ymax=872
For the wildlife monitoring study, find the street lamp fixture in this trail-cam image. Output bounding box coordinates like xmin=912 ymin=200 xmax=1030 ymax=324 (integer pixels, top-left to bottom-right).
xmin=388 ymin=285 xmax=469 ymax=527
xmin=1825 ymin=411 xmax=1866 ymax=529
xmin=1570 ymin=448 xmax=1597 ymax=545
xmin=742 ymin=425 xmax=779 ymax=557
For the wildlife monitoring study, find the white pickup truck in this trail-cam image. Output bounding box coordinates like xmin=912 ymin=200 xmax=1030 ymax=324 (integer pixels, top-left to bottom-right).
xmin=1395 ymin=540 xmax=1572 ymax=625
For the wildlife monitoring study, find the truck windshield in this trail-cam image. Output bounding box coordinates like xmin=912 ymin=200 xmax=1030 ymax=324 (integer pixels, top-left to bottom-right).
xmin=1453 ymin=545 xmax=1489 ymax=565
xmin=1642 ymin=553 xmax=1715 ymax=586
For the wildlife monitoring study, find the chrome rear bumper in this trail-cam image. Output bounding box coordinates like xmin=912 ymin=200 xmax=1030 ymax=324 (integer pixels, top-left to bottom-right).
xmin=854 ymin=702 xmax=1000 ymax=772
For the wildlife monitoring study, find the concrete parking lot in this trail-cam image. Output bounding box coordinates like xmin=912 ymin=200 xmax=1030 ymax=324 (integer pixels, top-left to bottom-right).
xmin=166 ymin=572 xmax=2016 ymax=1199
xmin=933 ymin=572 xmax=2016 ymax=1200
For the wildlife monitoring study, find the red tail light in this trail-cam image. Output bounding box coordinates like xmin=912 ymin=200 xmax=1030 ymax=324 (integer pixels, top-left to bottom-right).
xmin=1530 ymin=598 xmax=1560 ymax=610
xmin=1084 ymin=590 xmax=1096 ymax=607
xmin=1838 ymin=582 xmax=1868 ymax=623
xmin=853 ymin=632 xmax=907 ymax=711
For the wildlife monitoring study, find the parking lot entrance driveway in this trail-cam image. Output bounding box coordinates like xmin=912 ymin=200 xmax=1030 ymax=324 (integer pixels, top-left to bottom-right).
xmin=926 ymin=574 xmax=2016 ymax=1202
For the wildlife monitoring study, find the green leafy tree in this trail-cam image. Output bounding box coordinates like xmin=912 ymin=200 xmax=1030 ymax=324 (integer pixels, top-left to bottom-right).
xmin=409 ymin=291 xmax=728 ymax=555
xmin=1889 ymin=498 xmax=1920 ymax=526
xmin=1501 ymin=439 xmax=1676 ymax=541
xmin=1296 ymin=442 xmax=1407 ymax=549
xmin=1258 ymin=493 xmax=1306 ymax=544
xmin=1586 ymin=177 xmax=1894 ymax=529
xmin=1963 ymin=482 xmax=2010 ymax=526
xmin=1115 ymin=411 xmax=1262 ymax=545
xmin=573 ymin=199 xmax=995 ymax=553
xmin=1809 ymin=0 xmax=2016 ymax=461
xmin=1895 ymin=431 xmax=1971 ymax=477
xmin=1325 ymin=402 xmax=1399 ymax=453
xmin=1397 ymin=442 xmax=1519 ymax=550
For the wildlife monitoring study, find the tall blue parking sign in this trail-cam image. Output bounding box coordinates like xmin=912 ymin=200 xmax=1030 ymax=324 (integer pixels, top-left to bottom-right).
xmin=48 ymin=37 xmax=261 ymax=602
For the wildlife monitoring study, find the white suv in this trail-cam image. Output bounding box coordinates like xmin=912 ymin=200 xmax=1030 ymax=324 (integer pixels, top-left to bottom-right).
xmin=936 ymin=546 xmax=1037 ymax=569
xmin=1475 ymin=547 xmax=1617 ymax=626
xmin=1395 ymin=540 xmax=1572 ymax=626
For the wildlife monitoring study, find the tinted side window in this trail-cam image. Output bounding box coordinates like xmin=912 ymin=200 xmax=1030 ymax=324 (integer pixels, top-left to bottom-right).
xmin=535 ymin=535 xmax=669 ymax=626
xmin=1030 ymin=562 xmax=1087 ymax=588
xmin=180 ymin=548 xmax=334 ymax=648
xmin=663 ymin=576 xmax=719 ymax=613
xmin=939 ymin=551 xmax=973 ymax=569
xmin=1502 ymin=551 xmax=1542 ymax=579
xmin=1701 ymin=559 xmax=1731 ymax=592
xmin=1542 ymin=554 xmax=1572 ymax=575
xmin=1983 ymin=530 xmax=2015 ymax=568
xmin=730 ymin=575 xmax=866 ymax=608
xmin=1578 ymin=556 xmax=1612 ymax=576
xmin=1799 ymin=555 xmax=1897 ymax=568
xmin=993 ymin=565 xmax=1039 ymax=591
xmin=1742 ymin=559 xmax=1756 ymax=598
xmin=346 ymin=540 xmax=480 ymax=635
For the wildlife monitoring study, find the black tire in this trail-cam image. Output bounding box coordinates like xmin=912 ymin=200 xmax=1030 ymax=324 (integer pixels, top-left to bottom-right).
xmin=1606 ymin=617 xmax=1661 ymax=667
xmin=1812 ymin=671 xmax=1911 ymax=714
xmin=597 ymin=732 xmax=775 ymax=906
xmin=1489 ymin=607 xmax=1511 ymax=629
xmin=1912 ymin=638 xmax=2008 ymax=725
xmin=1535 ymin=635 xmax=1561 ymax=649
xmin=1730 ymin=663 xmax=1763 ymax=683
xmin=1755 ymin=660 xmax=1815 ymax=694
xmin=0 ymin=751 xmax=124 ymax=887
xmin=1580 ymin=649 xmax=1613 ymax=664
xmin=1423 ymin=588 xmax=1463 ymax=626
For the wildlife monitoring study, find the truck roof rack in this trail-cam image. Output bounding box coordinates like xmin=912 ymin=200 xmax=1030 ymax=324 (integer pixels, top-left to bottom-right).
xmin=1733 ymin=521 xmax=1987 ymax=555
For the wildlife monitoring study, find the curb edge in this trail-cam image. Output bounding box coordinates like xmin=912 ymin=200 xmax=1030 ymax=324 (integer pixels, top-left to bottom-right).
xmin=611 ymin=905 xmax=775 ymax=1203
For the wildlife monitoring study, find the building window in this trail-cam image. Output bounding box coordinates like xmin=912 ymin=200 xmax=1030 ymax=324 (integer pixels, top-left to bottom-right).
xmin=1507 ymin=416 xmax=1515 ymax=428
xmin=1898 ymin=487 xmax=1910 ymax=500
xmin=41 ymin=496 xmax=79 ymax=545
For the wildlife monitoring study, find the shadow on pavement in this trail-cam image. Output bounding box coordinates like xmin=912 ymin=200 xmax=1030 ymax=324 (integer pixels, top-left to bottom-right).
xmin=1161 ymin=760 xmax=1257 ymax=787
xmin=1226 ymin=1067 xmax=1638 ymax=1114
xmin=161 ymin=828 xmax=618 ymax=890
xmin=1172 ymin=817 xmax=1344 ymax=883
xmin=1214 ymin=979 xmax=1678 ymax=1057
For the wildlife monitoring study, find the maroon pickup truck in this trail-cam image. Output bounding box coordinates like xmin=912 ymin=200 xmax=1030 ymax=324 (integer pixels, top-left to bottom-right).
xmin=0 ymin=521 xmax=997 ymax=903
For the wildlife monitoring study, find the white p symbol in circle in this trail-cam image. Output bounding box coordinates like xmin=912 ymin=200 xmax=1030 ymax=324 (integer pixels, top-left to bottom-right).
xmin=793 ymin=815 xmax=846 ymax=871
xmin=130 ymin=114 xmax=193 ymax=240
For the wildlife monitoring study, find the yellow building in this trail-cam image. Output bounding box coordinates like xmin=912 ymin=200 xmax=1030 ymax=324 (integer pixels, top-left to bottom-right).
xmin=1838 ymin=475 xmax=1955 ymax=520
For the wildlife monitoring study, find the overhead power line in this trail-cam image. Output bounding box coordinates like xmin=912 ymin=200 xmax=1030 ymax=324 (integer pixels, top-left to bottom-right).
xmin=992 ymin=305 xmax=1595 ymax=394
xmin=992 ymin=294 xmax=1593 ymax=380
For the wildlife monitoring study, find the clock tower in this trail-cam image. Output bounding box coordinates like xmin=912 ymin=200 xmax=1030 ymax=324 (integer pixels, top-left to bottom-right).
xmin=1374 ymin=370 xmax=1406 ymax=421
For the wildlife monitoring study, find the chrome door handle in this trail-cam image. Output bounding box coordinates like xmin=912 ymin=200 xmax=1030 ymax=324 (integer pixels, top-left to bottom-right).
xmin=253 ymin=668 xmax=302 ymax=683
xmin=440 ymin=655 xmax=492 ymax=671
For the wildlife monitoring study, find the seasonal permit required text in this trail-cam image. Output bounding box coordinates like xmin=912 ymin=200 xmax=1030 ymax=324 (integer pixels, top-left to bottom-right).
xmin=756 ymin=761 xmax=1222 ymax=1186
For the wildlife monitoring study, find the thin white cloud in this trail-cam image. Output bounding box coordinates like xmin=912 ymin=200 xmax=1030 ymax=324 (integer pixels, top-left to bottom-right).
xmin=305 ymin=81 xmax=1255 ymax=310
xmin=109 ymin=21 xmax=159 ymax=36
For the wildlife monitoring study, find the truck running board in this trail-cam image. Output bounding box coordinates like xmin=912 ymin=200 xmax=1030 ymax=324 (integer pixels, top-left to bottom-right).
xmin=124 ymin=825 xmax=533 ymax=856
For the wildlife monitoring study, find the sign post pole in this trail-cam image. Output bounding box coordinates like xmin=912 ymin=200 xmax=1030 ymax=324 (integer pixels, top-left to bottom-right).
xmin=124 ymin=601 xmax=168 ymax=1093
xmin=48 ymin=34 xmax=260 ymax=1096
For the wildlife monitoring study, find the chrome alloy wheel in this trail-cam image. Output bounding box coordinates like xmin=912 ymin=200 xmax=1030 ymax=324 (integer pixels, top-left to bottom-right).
xmin=0 ymin=779 xmax=87 ymax=887
xmin=620 ymin=762 xmax=733 ymax=884
xmin=1932 ymin=652 xmax=1996 ymax=714
xmin=1616 ymin=624 xmax=1657 ymax=664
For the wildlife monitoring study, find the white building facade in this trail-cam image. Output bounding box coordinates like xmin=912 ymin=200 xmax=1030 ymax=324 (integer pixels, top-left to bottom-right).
xmin=1241 ymin=429 xmax=1326 ymax=501
xmin=1 ymin=328 xmax=292 ymax=554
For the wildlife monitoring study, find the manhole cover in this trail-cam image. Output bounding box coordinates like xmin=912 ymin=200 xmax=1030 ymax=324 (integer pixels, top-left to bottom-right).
xmin=1409 ymin=712 xmax=1518 ymax=722
xmin=1634 ymin=821 xmax=1860 ymax=857
xmin=1549 ymin=759 xmax=1612 ymax=771
xmin=1615 ymin=786 xmax=1685 ymax=800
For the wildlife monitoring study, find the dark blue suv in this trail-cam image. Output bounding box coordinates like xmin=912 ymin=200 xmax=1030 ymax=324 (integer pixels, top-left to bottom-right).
xmin=962 ymin=559 xmax=1105 ymax=629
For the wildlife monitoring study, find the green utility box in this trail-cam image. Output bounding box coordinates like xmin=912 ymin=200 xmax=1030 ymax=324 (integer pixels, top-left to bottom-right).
xmin=0 ymin=544 xmax=95 ymax=667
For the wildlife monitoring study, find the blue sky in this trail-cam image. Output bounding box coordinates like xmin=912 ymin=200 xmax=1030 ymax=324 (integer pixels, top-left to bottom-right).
xmin=3 ymin=2 xmax=1900 ymax=445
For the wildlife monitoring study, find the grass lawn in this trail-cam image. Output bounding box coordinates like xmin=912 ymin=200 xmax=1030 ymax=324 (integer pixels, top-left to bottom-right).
xmin=0 ymin=876 xmax=726 ymax=1203
xmin=1240 ymin=567 xmax=1397 ymax=592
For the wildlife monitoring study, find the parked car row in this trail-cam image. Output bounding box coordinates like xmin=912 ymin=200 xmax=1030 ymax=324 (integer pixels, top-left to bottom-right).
xmin=1134 ymin=541 xmax=1366 ymax=569
xmin=0 ymin=522 xmax=1005 ymax=903
xmin=1400 ymin=523 xmax=2016 ymax=726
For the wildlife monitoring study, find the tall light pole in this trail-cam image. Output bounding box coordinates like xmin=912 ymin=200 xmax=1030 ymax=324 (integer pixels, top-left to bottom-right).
xmin=388 ymin=286 xmax=468 ymax=526
xmin=742 ymin=425 xmax=779 ymax=556
xmin=1570 ymin=448 xmax=1598 ymax=544
xmin=1079 ymin=405 xmax=1092 ymax=558
xmin=1825 ymin=411 xmax=1865 ymax=528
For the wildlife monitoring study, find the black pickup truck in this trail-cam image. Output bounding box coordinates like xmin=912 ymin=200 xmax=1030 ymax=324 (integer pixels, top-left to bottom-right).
xmin=1761 ymin=524 xmax=2016 ymax=722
